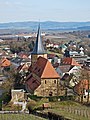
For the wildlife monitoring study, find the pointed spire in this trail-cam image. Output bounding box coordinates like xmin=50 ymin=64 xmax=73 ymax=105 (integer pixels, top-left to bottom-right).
xmin=32 ymin=24 xmax=46 ymax=54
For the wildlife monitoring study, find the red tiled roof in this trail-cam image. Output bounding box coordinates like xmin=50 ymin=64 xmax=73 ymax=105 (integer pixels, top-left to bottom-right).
xmin=22 ymin=55 xmax=28 ymax=59
xmin=18 ymin=53 xmax=28 ymax=59
xmin=41 ymin=62 xmax=60 ymax=78
xmin=17 ymin=64 xmax=29 ymax=71
xmin=33 ymin=56 xmax=60 ymax=78
xmin=26 ymin=56 xmax=60 ymax=92
xmin=1 ymin=58 xmax=11 ymax=67
xmin=62 ymin=57 xmax=80 ymax=66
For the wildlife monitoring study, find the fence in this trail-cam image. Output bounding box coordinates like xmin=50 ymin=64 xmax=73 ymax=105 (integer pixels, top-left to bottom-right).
xmin=59 ymin=106 xmax=90 ymax=119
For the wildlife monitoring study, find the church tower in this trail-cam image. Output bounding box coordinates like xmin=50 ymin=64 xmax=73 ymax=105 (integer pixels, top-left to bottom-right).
xmin=31 ymin=24 xmax=47 ymax=66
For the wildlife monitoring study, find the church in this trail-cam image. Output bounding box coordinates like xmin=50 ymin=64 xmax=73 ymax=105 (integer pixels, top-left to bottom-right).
xmin=25 ymin=25 xmax=64 ymax=97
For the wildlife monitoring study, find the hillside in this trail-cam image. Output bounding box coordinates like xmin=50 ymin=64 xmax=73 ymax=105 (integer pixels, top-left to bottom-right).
xmin=0 ymin=21 xmax=90 ymax=31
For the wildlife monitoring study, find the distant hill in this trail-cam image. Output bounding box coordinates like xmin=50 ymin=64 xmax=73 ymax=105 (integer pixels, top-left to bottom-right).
xmin=0 ymin=21 xmax=90 ymax=31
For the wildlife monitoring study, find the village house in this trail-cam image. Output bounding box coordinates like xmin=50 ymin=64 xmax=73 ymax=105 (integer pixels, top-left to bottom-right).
xmin=74 ymin=79 xmax=90 ymax=102
xmin=46 ymin=42 xmax=54 ymax=48
xmin=59 ymin=44 xmax=67 ymax=53
xmin=83 ymin=58 xmax=90 ymax=71
xmin=53 ymin=43 xmax=59 ymax=48
xmin=11 ymin=89 xmax=27 ymax=103
xmin=54 ymin=56 xmax=82 ymax=96
xmin=61 ymin=57 xmax=80 ymax=66
xmin=56 ymin=57 xmax=81 ymax=77
xmin=0 ymin=58 xmax=11 ymax=71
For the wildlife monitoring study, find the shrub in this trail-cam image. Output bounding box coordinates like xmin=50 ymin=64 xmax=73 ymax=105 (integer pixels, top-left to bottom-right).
xmin=27 ymin=95 xmax=43 ymax=101
xmin=27 ymin=100 xmax=37 ymax=113
xmin=48 ymin=96 xmax=58 ymax=102
xmin=3 ymin=102 xmax=22 ymax=111
xmin=0 ymin=92 xmax=11 ymax=110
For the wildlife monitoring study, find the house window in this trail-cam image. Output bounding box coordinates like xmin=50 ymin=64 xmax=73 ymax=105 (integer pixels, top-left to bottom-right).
xmin=54 ymin=80 xmax=56 ymax=84
xmin=45 ymin=80 xmax=46 ymax=84
xmin=49 ymin=91 xmax=53 ymax=96
xmin=86 ymin=90 xmax=88 ymax=92
xmin=84 ymin=96 xmax=86 ymax=98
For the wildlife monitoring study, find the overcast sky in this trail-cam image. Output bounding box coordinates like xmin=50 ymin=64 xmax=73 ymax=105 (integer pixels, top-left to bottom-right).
xmin=0 ymin=0 xmax=90 ymax=23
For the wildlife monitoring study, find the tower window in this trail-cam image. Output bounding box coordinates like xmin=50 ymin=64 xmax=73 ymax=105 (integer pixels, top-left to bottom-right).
xmin=54 ymin=80 xmax=56 ymax=84
xmin=45 ymin=80 xmax=46 ymax=84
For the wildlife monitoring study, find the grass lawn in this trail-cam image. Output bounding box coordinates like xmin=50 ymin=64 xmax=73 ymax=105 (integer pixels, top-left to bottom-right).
xmin=47 ymin=50 xmax=63 ymax=57
xmin=0 ymin=114 xmax=46 ymax=120
xmin=25 ymin=98 xmax=90 ymax=120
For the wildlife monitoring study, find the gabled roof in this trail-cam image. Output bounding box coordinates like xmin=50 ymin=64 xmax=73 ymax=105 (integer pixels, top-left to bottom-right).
xmin=62 ymin=57 xmax=80 ymax=66
xmin=21 ymin=54 xmax=28 ymax=59
xmin=41 ymin=60 xmax=60 ymax=79
xmin=33 ymin=56 xmax=60 ymax=78
xmin=31 ymin=24 xmax=46 ymax=54
xmin=1 ymin=58 xmax=11 ymax=67
xmin=26 ymin=56 xmax=60 ymax=92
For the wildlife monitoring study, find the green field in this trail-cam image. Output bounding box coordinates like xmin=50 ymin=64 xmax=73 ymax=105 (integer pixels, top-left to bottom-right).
xmin=47 ymin=101 xmax=90 ymax=120
xmin=0 ymin=114 xmax=46 ymax=120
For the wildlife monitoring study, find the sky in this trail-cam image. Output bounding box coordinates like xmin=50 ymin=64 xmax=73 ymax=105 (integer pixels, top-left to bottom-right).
xmin=0 ymin=0 xmax=90 ymax=23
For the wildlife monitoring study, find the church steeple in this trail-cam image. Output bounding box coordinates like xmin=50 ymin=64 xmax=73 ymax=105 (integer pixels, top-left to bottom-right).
xmin=31 ymin=24 xmax=47 ymax=65
xmin=32 ymin=24 xmax=45 ymax=54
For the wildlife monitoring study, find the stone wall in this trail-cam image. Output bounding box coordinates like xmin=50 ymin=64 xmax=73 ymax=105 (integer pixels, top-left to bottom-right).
xmin=34 ymin=78 xmax=65 ymax=96
xmin=11 ymin=89 xmax=27 ymax=102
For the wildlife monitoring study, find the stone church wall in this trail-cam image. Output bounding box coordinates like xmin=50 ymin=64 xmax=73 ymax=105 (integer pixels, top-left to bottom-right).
xmin=34 ymin=78 xmax=65 ymax=96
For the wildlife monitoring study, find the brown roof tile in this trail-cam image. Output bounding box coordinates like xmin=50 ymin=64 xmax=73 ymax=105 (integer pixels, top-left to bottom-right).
xmin=41 ymin=60 xmax=60 ymax=78
xmin=62 ymin=57 xmax=80 ymax=66
xmin=34 ymin=56 xmax=60 ymax=78
xmin=26 ymin=56 xmax=60 ymax=92
xmin=1 ymin=58 xmax=11 ymax=67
